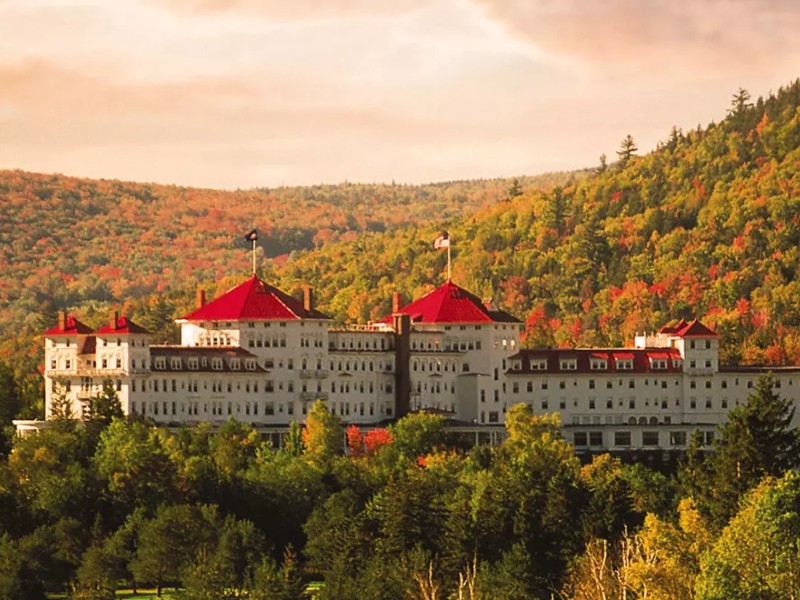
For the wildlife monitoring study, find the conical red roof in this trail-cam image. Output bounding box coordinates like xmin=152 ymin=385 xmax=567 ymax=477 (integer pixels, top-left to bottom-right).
xmin=180 ymin=275 xmax=328 ymax=321
xmin=392 ymin=281 xmax=519 ymax=324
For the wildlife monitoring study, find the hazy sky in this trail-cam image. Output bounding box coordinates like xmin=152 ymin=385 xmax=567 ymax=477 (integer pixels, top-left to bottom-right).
xmin=1 ymin=0 xmax=799 ymax=189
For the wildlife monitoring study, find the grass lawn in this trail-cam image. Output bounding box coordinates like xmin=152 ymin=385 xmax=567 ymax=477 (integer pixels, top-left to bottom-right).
xmin=48 ymin=589 xmax=177 ymax=599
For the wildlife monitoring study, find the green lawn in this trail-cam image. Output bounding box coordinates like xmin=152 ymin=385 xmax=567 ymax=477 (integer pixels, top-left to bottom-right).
xmin=48 ymin=590 xmax=177 ymax=599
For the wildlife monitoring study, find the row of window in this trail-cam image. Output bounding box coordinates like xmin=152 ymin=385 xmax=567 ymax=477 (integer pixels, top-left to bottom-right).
xmin=131 ymin=398 xmax=392 ymax=420
xmin=132 ymin=377 xmax=394 ymax=396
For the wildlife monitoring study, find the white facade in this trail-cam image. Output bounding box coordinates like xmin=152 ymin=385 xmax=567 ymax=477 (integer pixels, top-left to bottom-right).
xmin=40 ymin=282 xmax=800 ymax=453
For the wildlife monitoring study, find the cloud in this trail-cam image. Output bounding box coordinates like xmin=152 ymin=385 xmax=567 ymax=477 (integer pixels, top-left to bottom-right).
xmin=147 ymin=0 xmax=427 ymax=20
xmin=474 ymin=0 xmax=800 ymax=77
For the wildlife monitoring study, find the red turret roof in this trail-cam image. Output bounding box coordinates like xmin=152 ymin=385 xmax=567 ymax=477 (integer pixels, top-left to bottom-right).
xmin=44 ymin=315 xmax=93 ymax=336
xmin=659 ymin=318 xmax=718 ymax=338
xmin=96 ymin=316 xmax=150 ymax=335
xmin=180 ymin=275 xmax=329 ymax=321
xmin=391 ymin=281 xmax=520 ymax=324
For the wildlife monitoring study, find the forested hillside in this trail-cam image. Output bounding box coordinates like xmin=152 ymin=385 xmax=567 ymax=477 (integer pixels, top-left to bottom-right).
xmin=0 ymin=171 xmax=574 ymax=418
xmin=275 ymin=80 xmax=800 ymax=366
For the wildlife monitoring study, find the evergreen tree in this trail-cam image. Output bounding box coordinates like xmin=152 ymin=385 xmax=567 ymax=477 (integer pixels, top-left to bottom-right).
xmin=702 ymin=374 xmax=799 ymax=527
xmin=616 ymin=134 xmax=638 ymax=167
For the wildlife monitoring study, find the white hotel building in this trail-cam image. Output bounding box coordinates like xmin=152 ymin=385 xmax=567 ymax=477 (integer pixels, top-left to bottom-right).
xmin=37 ymin=275 xmax=800 ymax=453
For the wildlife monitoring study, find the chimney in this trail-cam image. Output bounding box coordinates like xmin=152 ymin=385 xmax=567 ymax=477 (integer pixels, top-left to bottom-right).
xmin=392 ymin=292 xmax=402 ymax=314
xmin=58 ymin=311 xmax=66 ymax=331
xmin=110 ymin=310 xmax=119 ymax=330
xmin=303 ymin=285 xmax=314 ymax=313
xmin=197 ymin=289 xmax=206 ymax=308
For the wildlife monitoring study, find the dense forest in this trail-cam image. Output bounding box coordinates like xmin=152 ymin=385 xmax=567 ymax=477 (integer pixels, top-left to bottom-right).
xmin=3 ymin=78 xmax=800 ymax=596
xmin=1 ymin=380 xmax=799 ymax=599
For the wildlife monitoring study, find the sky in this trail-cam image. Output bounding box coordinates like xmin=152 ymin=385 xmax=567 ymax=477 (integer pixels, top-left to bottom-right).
xmin=1 ymin=0 xmax=799 ymax=190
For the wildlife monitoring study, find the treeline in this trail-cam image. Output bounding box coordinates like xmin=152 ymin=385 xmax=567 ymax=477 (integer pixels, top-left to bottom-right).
xmin=273 ymin=80 xmax=800 ymax=367
xmin=1 ymin=375 xmax=798 ymax=599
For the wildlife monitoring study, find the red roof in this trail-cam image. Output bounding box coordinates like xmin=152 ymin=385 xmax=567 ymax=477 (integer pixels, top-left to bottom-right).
xmin=180 ymin=275 xmax=329 ymax=321
xmin=658 ymin=318 xmax=718 ymax=338
xmin=390 ymin=281 xmax=520 ymax=324
xmin=675 ymin=319 xmax=719 ymax=338
xmin=44 ymin=315 xmax=93 ymax=336
xmin=96 ymin=316 xmax=150 ymax=335
xmin=508 ymin=348 xmax=683 ymax=375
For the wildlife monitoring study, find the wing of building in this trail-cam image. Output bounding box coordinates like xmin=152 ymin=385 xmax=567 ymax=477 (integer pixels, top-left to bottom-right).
xmin=37 ymin=276 xmax=800 ymax=454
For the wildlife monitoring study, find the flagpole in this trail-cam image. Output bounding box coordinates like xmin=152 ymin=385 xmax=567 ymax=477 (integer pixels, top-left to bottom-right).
xmin=252 ymin=238 xmax=256 ymax=274
xmin=447 ymin=244 xmax=451 ymax=281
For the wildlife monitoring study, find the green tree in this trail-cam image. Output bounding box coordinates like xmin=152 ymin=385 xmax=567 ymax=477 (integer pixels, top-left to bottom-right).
xmin=93 ymin=419 xmax=178 ymax=514
xmin=388 ymin=411 xmax=445 ymax=459
xmin=696 ymin=472 xmax=800 ymax=599
xmin=0 ymin=361 xmax=22 ymax=456
xmin=251 ymin=547 xmax=307 ymax=600
xmin=47 ymin=378 xmax=76 ymax=432
xmin=129 ymin=504 xmax=218 ymax=597
xmin=701 ymin=373 xmax=798 ymax=527
xmin=616 ymin=134 xmax=638 ymax=167
xmin=302 ymin=400 xmax=343 ymax=464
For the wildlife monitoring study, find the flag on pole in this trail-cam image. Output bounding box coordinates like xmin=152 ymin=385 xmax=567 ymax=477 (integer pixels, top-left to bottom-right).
xmin=244 ymin=229 xmax=258 ymax=242
xmin=434 ymin=231 xmax=450 ymax=249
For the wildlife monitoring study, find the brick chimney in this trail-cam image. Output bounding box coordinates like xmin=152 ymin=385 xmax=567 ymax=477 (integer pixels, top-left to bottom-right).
xmin=110 ymin=310 xmax=119 ymax=329
xmin=196 ymin=289 xmax=206 ymax=308
xmin=57 ymin=311 xmax=66 ymax=331
xmin=392 ymin=292 xmax=402 ymax=314
xmin=303 ymin=285 xmax=314 ymax=313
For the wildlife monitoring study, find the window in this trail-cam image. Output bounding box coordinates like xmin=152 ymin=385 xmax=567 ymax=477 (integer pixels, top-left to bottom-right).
xmin=541 ymin=400 xmax=548 ymax=410
xmin=590 ymin=358 xmax=607 ymax=371
xmin=650 ymin=358 xmax=667 ymax=370
xmin=589 ymin=432 xmax=603 ymax=446
xmin=188 ymin=357 xmax=199 ymax=370
xmin=670 ymin=431 xmax=686 ymax=446
xmin=560 ymin=358 xmax=577 ymax=371
xmin=614 ymin=432 xmax=631 ymax=447
xmin=488 ymin=411 xmax=499 ymax=423
xmin=642 ymin=431 xmax=659 ymax=446
xmin=589 ymin=380 xmax=595 ymax=389
xmin=574 ymin=432 xmax=588 ymax=446
xmin=616 ymin=359 xmax=633 ymax=370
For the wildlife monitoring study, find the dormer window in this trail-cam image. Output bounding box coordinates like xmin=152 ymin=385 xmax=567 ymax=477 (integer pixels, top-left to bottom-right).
xmin=188 ymin=358 xmax=199 ymax=370
xmin=650 ymin=359 xmax=667 ymax=370
xmin=154 ymin=357 xmax=166 ymax=370
xmin=230 ymin=358 xmax=241 ymax=370
xmin=171 ymin=358 xmax=182 ymax=370
xmin=616 ymin=359 xmax=633 ymax=371
xmin=590 ymin=358 xmax=607 ymax=371
xmin=529 ymin=358 xmax=547 ymax=371
xmin=560 ymin=358 xmax=577 ymax=371
xmin=672 ymin=359 xmax=682 ymax=369
xmin=245 ymin=359 xmax=256 ymax=371
xmin=212 ymin=358 xmax=223 ymax=371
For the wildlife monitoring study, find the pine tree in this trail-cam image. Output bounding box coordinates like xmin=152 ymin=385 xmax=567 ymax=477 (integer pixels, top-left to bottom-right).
xmin=616 ymin=134 xmax=638 ymax=167
xmin=703 ymin=373 xmax=799 ymax=527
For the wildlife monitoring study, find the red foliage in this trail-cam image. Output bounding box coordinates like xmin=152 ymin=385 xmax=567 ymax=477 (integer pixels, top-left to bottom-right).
xmin=346 ymin=425 xmax=365 ymax=458
xmin=364 ymin=428 xmax=393 ymax=455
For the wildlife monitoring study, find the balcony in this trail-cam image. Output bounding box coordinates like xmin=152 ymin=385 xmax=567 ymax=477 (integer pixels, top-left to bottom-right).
xmin=300 ymin=392 xmax=329 ymax=401
xmin=299 ymin=369 xmax=329 ymax=379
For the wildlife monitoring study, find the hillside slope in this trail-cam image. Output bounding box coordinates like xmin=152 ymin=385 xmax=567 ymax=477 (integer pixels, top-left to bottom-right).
xmin=274 ymin=80 xmax=800 ymax=366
